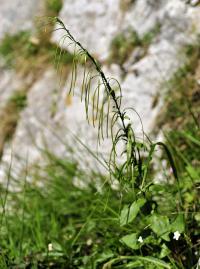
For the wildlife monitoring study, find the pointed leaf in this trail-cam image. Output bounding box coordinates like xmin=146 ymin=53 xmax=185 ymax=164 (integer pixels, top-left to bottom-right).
xmin=160 ymin=244 xmax=171 ymax=258
xmin=120 ymin=233 xmax=139 ymax=250
xmin=120 ymin=198 xmax=146 ymax=226
xmin=171 ymin=214 xmax=185 ymax=233
xmin=149 ymin=215 xmax=170 ymax=241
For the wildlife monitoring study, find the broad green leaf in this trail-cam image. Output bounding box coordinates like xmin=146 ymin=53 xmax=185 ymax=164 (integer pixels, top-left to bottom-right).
xmin=95 ymin=249 xmax=114 ymax=264
xmin=120 ymin=198 xmax=146 ymax=226
xmin=171 ymin=214 xmax=185 ymax=233
xmin=149 ymin=215 xmax=170 ymax=241
xmin=120 ymin=233 xmax=139 ymax=250
xmin=160 ymin=244 xmax=171 ymax=258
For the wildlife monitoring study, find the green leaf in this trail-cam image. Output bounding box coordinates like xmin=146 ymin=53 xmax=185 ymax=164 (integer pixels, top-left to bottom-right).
xmin=124 ymin=261 xmax=143 ymax=268
xmin=120 ymin=198 xmax=146 ymax=226
xmin=120 ymin=233 xmax=139 ymax=250
xmin=160 ymin=244 xmax=171 ymax=258
xmin=143 ymin=235 xmax=158 ymax=245
xmin=149 ymin=215 xmax=170 ymax=241
xmin=171 ymin=214 xmax=185 ymax=233
xmin=103 ymin=255 xmax=171 ymax=269
xmin=181 ymin=131 xmax=200 ymax=147
xmin=51 ymin=242 xmax=63 ymax=251
xmin=137 ymin=256 xmax=171 ymax=269
xmin=194 ymin=213 xmax=200 ymax=222
xmin=95 ymin=249 xmax=114 ymax=264
xmin=186 ymin=165 xmax=199 ymax=181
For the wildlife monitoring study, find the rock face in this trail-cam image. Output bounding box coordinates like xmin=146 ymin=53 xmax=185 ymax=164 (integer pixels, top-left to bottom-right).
xmin=52 ymin=0 xmax=122 ymax=61
xmin=53 ymin=0 xmax=200 ymax=131
xmin=0 ymin=0 xmax=42 ymax=40
xmin=0 ymin=68 xmax=23 ymax=112
xmin=0 ymin=0 xmax=200 ymax=179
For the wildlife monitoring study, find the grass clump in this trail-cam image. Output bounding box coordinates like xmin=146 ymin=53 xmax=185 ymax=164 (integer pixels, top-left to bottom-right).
xmin=119 ymin=0 xmax=136 ymax=12
xmin=0 ymin=155 xmax=120 ymax=268
xmin=8 ymin=90 xmax=27 ymax=111
xmin=1 ymin=145 xmax=199 ymax=268
xmin=1 ymin=148 xmax=199 ymax=268
xmin=157 ymin=40 xmax=200 ymax=168
xmin=0 ymin=30 xmax=73 ymax=76
xmin=0 ymin=31 xmax=38 ymax=68
xmin=46 ymin=0 xmax=63 ymax=16
xmin=109 ymin=24 xmax=160 ymax=66
xmin=142 ymin=24 xmax=161 ymax=47
xmin=0 ymin=90 xmax=27 ymax=158
xmin=109 ymin=30 xmax=141 ymax=66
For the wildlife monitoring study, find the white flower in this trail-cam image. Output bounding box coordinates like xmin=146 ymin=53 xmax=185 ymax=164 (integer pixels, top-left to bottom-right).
xmin=86 ymin=238 xmax=93 ymax=246
xmin=173 ymin=231 xmax=181 ymax=240
xmin=48 ymin=243 xmax=53 ymax=251
xmin=138 ymin=236 xmax=143 ymax=243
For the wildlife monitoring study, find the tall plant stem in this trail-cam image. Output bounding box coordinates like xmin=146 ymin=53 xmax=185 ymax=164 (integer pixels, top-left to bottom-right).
xmin=56 ymin=18 xmax=128 ymax=140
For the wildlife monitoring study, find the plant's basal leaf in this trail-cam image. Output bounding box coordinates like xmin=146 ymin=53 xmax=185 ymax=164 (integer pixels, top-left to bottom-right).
xmin=120 ymin=198 xmax=146 ymax=226
xmin=120 ymin=233 xmax=139 ymax=250
xmin=171 ymin=214 xmax=185 ymax=233
xmin=149 ymin=215 xmax=170 ymax=241
xmin=160 ymin=244 xmax=171 ymax=258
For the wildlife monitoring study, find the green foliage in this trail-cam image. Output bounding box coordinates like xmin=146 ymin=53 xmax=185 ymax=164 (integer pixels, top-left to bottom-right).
xmin=120 ymin=198 xmax=146 ymax=226
xmin=1 ymin=150 xmax=199 ymax=268
xmin=157 ymin=40 xmax=200 ymax=168
xmin=9 ymin=90 xmax=27 ymax=111
xmin=0 ymin=155 xmax=119 ymax=268
xmin=120 ymin=233 xmax=139 ymax=250
xmin=0 ymin=30 xmax=73 ymax=73
xmin=142 ymin=23 xmax=161 ymax=46
xmin=109 ymin=24 xmax=160 ymax=65
xmin=0 ymin=31 xmax=36 ymax=67
xmin=0 ymin=89 xmax=27 ymax=151
xmin=109 ymin=30 xmax=141 ymax=65
xmin=46 ymin=0 xmax=63 ymax=15
xmin=149 ymin=215 xmax=170 ymax=241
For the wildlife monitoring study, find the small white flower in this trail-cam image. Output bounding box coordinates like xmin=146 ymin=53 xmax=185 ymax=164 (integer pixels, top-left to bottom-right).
xmin=173 ymin=231 xmax=181 ymax=240
xmin=48 ymin=243 xmax=53 ymax=251
xmin=138 ymin=236 xmax=143 ymax=243
xmin=86 ymin=238 xmax=93 ymax=246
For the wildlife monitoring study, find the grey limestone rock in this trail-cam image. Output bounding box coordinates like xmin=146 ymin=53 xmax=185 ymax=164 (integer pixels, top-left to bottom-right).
xmin=0 ymin=0 xmax=43 ymax=40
